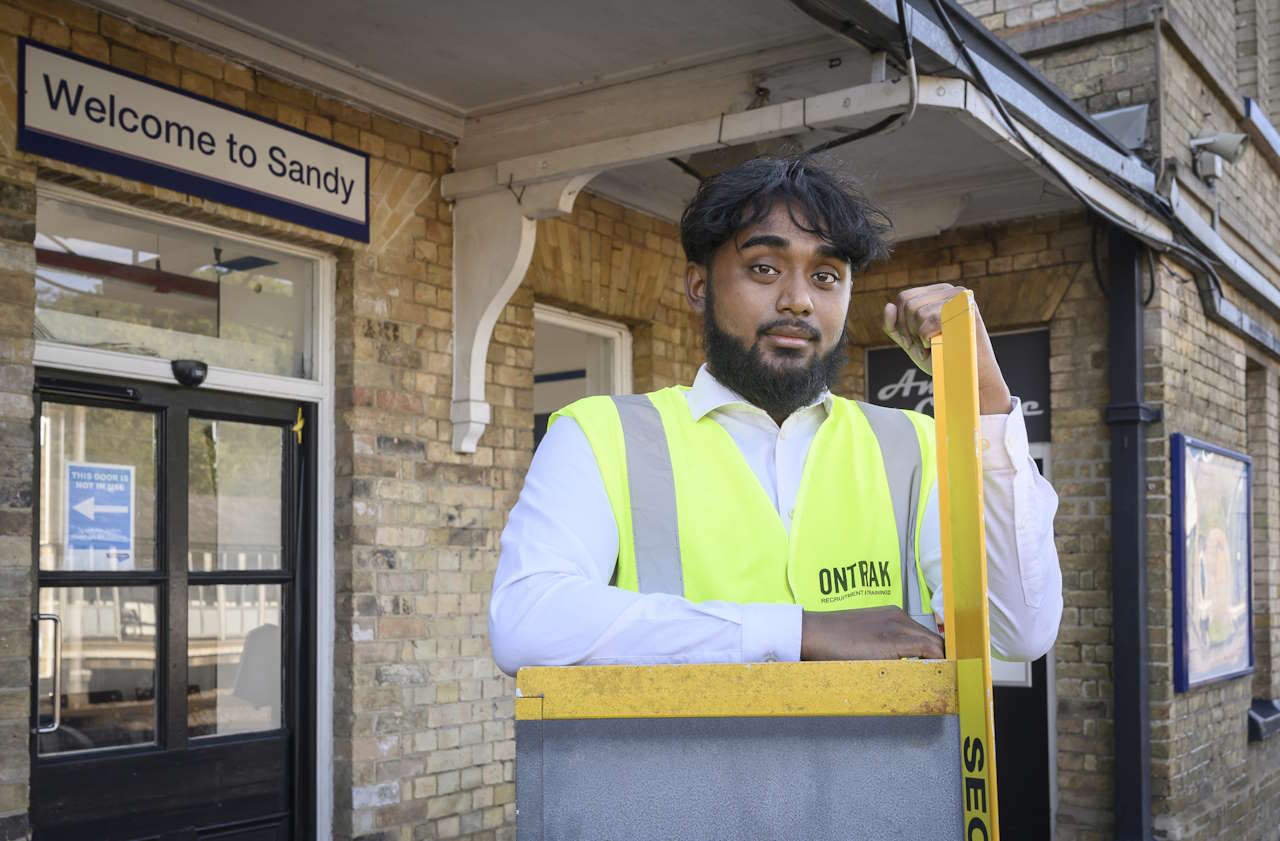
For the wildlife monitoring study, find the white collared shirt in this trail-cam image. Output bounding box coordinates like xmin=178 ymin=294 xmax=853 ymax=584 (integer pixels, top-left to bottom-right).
xmin=489 ymin=365 xmax=1063 ymax=675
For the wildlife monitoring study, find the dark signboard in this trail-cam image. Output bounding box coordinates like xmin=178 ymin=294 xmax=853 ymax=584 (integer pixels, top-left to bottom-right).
xmin=866 ymin=329 xmax=1050 ymax=443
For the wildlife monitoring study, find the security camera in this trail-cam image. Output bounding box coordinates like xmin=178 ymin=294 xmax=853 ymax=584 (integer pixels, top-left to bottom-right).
xmin=171 ymin=359 xmax=208 ymax=388
xmin=1191 ymin=131 xmax=1249 ymax=185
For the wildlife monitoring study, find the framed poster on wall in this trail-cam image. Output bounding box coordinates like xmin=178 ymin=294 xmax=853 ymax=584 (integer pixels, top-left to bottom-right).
xmin=1172 ymin=434 xmax=1253 ymax=692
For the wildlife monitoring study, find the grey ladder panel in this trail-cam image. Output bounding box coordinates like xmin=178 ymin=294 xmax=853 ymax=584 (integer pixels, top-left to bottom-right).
xmin=516 ymin=715 xmax=964 ymax=841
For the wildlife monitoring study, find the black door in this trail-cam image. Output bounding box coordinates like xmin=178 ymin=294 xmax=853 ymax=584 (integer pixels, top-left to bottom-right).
xmin=992 ymin=451 xmax=1053 ymax=836
xmin=30 ymin=373 xmax=315 ymax=840
xmin=993 ymin=655 xmax=1052 ymax=836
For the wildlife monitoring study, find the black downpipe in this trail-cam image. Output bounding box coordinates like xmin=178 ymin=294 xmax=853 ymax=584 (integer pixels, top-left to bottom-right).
xmin=1104 ymin=227 xmax=1157 ymax=840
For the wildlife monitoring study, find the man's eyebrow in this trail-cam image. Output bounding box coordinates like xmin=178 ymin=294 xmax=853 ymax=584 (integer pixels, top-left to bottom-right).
xmin=737 ymin=234 xmax=790 ymax=250
xmin=737 ymin=232 xmax=844 ymax=266
xmin=737 ymin=234 xmax=849 ymax=265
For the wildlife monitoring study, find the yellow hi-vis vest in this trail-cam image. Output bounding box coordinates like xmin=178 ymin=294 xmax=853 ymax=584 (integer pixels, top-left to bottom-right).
xmin=551 ymin=387 xmax=939 ymax=618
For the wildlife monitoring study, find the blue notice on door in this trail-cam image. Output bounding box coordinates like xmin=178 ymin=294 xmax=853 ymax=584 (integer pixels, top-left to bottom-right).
xmin=65 ymin=462 xmax=134 ymax=570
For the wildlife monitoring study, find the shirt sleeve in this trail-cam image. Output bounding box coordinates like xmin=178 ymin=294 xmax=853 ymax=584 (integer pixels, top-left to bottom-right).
xmin=919 ymin=397 xmax=1063 ymax=661
xmin=488 ymin=416 xmax=803 ymax=677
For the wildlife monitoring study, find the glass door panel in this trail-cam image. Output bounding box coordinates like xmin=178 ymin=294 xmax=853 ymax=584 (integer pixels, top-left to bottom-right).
xmin=188 ymin=583 xmax=283 ymax=738
xmin=187 ymin=414 xmax=289 ymax=742
xmin=39 ymin=402 xmax=157 ymax=571
xmin=188 ymin=418 xmax=285 ymax=571
xmin=36 ymin=586 xmax=158 ymax=755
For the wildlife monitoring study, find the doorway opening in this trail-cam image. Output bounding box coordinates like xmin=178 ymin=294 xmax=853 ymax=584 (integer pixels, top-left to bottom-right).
xmin=29 ymin=184 xmax=334 ymax=840
xmin=532 ymin=304 xmax=632 ymax=448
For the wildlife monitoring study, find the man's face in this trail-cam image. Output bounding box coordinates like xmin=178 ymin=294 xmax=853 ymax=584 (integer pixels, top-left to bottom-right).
xmin=687 ymin=202 xmax=853 ymax=417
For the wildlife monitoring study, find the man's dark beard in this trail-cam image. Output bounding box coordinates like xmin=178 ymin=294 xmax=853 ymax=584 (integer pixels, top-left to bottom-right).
xmin=703 ymin=283 xmax=848 ymax=420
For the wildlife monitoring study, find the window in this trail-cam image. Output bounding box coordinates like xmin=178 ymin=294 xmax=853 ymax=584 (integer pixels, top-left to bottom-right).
xmin=35 ymin=193 xmax=316 ymax=379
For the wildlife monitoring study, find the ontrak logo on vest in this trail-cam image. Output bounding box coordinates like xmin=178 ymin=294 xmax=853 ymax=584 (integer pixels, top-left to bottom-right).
xmin=817 ymin=561 xmax=894 ymax=604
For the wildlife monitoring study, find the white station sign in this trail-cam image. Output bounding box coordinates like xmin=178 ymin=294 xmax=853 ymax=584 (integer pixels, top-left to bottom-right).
xmin=19 ymin=39 xmax=369 ymax=241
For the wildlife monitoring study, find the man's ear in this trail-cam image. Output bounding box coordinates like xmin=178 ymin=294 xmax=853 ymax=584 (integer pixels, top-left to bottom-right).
xmin=686 ymin=262 xmax=708 ymax=315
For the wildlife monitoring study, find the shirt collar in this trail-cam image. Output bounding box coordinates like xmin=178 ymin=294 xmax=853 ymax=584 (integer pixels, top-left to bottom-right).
xmin=686 ymin=364 xmax=834 ymax=422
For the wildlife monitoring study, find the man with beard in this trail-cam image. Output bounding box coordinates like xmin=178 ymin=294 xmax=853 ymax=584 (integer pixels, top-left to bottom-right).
xmin=489 ymin=156 xmax=1062 ymax=671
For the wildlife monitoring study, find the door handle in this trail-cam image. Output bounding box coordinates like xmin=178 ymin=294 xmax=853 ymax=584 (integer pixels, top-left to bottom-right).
xmin=34 ymin=613 xmax=61 ymax=735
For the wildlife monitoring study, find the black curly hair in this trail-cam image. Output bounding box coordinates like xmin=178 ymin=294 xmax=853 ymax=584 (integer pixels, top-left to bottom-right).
xmin=679 ymin=155 xmax=891 ymax=273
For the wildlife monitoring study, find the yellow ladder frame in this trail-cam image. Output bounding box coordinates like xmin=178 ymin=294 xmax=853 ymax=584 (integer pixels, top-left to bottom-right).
xmin=935 ymin=291 xmax=999 ymax=840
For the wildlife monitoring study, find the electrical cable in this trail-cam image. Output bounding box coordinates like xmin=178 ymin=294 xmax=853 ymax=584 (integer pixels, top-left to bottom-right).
xmin=807 ymin=113 xmax=904 ymax=155
xmin=1089 ymin=215 xmax=1108 ymax=300
xmin=893 ymin=0 xmax=918 ymax=125
xmin=806 ymin=0 xmax=918 ymax=155
xmin=678 ymin=0 xmax=920 ymax=174
xmin=1144 ymin=245 xmax=1157 ymax=306
xmin=667 ymin=156 xmax=706 ymax=182
xmin=932 ymin=0 xmax=1222 ymax=282
xmin=925 ymin=0 xmax=1224 ymax=304
xmin=1089 ymin=217 xmax=1159 ymax=305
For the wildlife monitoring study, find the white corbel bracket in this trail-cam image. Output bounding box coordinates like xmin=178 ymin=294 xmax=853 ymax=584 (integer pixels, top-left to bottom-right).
xmin=450 ymin=174 xmax=594 ymax=452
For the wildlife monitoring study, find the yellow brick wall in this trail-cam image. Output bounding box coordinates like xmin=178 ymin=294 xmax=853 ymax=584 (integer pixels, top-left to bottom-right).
xmin=1142 ymin=257 xmax=1280 ymax=841
xmin=1249 ymin=362 xmax=1280 ymax=707
xmin=960 ymin=0 xmax=1118 ymax=33
xmin=1160 ymin=40 xmax=1280 ymax=310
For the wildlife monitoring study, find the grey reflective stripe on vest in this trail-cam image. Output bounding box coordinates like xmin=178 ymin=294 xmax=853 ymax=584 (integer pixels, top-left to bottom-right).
xmin=612 ymin=395 xmax=684 ymax=596
xmin=855 ymin=402 xmax=935 ymax=631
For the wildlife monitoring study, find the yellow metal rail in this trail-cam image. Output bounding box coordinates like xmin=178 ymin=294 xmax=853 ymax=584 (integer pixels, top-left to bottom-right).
xmin=516 ymin=659 xmax=957 ymax=720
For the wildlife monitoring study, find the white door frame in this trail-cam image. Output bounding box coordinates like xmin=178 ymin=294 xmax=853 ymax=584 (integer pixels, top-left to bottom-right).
xmin=1028 ymin=441 xmax=1057 ymax=839
xmin=533 ymin=302 xmax=633 ymax=394
xmin=31 ymin=182 xmax=337 ymax=839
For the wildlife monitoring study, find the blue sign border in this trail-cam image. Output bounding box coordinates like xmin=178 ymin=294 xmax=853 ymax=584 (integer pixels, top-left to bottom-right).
xmin=1171 ymin=433 xmax=1254 ymax=693
xmin=17 ymin=37 xmax=370 ymax=243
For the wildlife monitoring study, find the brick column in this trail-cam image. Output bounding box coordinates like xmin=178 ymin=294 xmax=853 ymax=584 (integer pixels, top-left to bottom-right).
xmin=0 ymin=169 xmax=35 ymax=840
xmin=1247 ymin=363 xmax=1280 ymax=701
xmin=1238 ymin=0 xmax=1271 ymax=110
xmin=1048 ymin=259 xmax=1114 ymax=841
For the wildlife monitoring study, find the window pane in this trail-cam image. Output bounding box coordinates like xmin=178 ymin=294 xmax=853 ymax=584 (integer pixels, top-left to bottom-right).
xmin=188 ymin=419 xmax=284 ymax=571
xmin=35 ymin=196 xmax=315 ymax=379
xmin=39 ymin=403 xmax=156 ymax=571
xmin=37 ymin=587 xmax=157 ymax=755
xmin=188 ymin=584 xmax=283 ymax=738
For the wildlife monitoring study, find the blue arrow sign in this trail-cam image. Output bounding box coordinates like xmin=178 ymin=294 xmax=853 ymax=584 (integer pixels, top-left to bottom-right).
xmin=65 ymin=461 xmax=134 ymax=570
